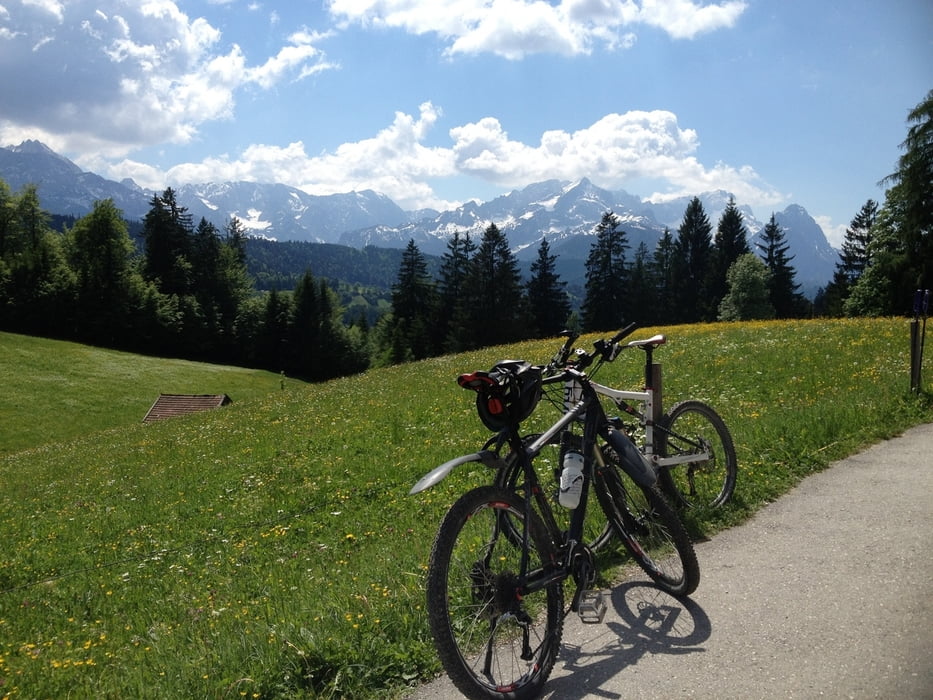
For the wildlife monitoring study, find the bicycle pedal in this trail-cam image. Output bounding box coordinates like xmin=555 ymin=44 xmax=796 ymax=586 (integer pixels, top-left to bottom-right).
xmin=577 ymin=590 xmax=607 ymax=624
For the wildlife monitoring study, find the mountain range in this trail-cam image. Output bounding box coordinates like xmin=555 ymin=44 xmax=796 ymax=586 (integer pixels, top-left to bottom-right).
xmin=0 ymin=140 xmax=840 ymax=296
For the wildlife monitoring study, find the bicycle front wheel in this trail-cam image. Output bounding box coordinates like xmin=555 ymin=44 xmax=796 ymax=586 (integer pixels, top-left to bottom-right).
xmin=425 ymin=486 xmax=564 ymax=700
xmin=594 ymin=459 xmax=700 ymax=597
xmin=657 ymin=400 xmax=737 ymax=509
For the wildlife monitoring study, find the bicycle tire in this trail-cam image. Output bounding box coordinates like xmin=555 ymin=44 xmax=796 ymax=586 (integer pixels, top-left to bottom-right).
xmin=657 ymin=399 xmax=737 ymax=509
xmin=425 ymin=486 xmax=564 ymax=700
xmin=496 ymin=434 xmax=614 ymax=552
xmin=593 ymin=459 xmax=700 ymax=597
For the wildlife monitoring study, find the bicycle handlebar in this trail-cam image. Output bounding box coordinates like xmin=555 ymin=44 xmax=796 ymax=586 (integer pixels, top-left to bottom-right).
xmin=609 ymin=322 xmax=639 ymax=346
xmin=547 ymin=322 xmax=640 ymax=374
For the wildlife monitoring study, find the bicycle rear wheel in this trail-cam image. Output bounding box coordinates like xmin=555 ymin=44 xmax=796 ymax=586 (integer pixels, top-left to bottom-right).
xmin=425 ymin=486 xmax=564 ymax=700
xmin=657 ymin=400 xmax=737 ymax=509
xmin=593 ymin=458 xmax=700 ymax=597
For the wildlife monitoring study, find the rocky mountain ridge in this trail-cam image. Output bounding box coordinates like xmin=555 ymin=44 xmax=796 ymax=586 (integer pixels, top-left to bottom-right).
xmin=0 ymin=140 xmax=839 ymax=295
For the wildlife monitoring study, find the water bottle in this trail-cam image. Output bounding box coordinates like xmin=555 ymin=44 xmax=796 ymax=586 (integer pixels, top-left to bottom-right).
xmin=559 ymin=451 xmax=584 ymax=509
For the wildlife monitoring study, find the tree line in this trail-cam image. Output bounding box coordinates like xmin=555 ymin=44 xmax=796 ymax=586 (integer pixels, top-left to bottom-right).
xmin=0 ymin=184 xmax=367 ymax=380
xmin=372 ymin=197 xmax=810 ymax=366
xmin=1 ymin=90 xmax=928 ymax=380
xmin=377 ymin=89 xmax=933 ymax=365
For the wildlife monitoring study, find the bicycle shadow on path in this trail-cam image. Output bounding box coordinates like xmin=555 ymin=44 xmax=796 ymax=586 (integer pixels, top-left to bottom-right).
xmin=541 ymin=581 xmax=711 ymax=699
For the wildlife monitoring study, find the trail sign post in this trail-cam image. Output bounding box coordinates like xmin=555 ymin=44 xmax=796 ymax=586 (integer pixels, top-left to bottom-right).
xmin=910 ymin=289 xmax=929 ymax=393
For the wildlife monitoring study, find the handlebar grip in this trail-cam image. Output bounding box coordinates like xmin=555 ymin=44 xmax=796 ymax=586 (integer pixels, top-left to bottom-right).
xmin=609 ymin=322 xmax=638 ymax=346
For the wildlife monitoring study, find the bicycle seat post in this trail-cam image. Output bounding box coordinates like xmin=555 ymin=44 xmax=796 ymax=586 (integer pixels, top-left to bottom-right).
xmin=642 ymin=346 xmax=654 ymax=389
xmin=641 ymin=345 xmax=663 ymax=422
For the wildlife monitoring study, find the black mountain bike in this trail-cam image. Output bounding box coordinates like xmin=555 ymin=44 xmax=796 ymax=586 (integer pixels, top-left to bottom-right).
xmin=410 ymin=327 xmax=699 ymax=700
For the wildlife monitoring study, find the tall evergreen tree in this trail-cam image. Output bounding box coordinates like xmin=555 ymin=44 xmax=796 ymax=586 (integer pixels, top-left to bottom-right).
xmin=258 ymin=288 xmax=291 ymax=372
xmin=67 ymin=198 xmax=137 ymax=345
xmin=3 ymin=185 xmax=75 ymax=336
xmin=450 ymin=223 xmax=527 ymax=350
xmin=289 ymin=271 xmax=322 ymax=378
xmin=672 ymin=197 xmax=713 ymax=322
xmin=0 ymin=179 xmax=14 ymax=259
xmin=652 ymin=228 xmax=677 ymax=324
xmin=384 ymin=239 xmax=438 ymax=363
xmin=215 ymin=217 xmax=253 ymax=352
xmin=843 ymin=197 xmax=906 ymax=316
xmin=142 ymin=187 xmax=194 ymax=297
xmin=822 ymin=199 xmax=878 ymax=316
xmin=526 ymin=236 xmax=571 ymax=337
xmin=224 ymin=216 xmax=248 ymax=267
xmin=15 ymin=184 xmax=47 ymax=252
xmin=839 ymin=200 xmax=878 ymax=284
xmin=437 ymin=231 xmax=476 ymax=351
xmin=627 ymin=241 xmax=658 ymax=325
xmin=756 ymin=213 xmax=806 ymax=318
xmin=582 ymin=210 xmax=629 ymax=331
xmin=708 ymin=197 xmax=750 ymax=309
xmin=875 ymin=89 xmax=933 ymax=306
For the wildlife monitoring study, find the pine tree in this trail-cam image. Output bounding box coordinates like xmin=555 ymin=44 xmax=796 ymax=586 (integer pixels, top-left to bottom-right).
xmin=0 ymin=179 xmax=14 ymax=258
xmin=843 ymin=200 xmax=906 ymax=316
xmin=287 ymin=270 xmax=326 ymax=379
xmin=582 ymin=211 xmax=629 ymax=331
xmin=626 ymin=241 xmax=658 ymax=325
xmin=526 ymin=236 xmax=571 ymax=337
xmin=67 ymin=198 xmax=137 ymax=345
xmin=822 ymin=199 xmax=878 ymax=316
xmin=756 ymin=213 xmax=806 ymax=318
xmin=437 ymin=231 xmax=476 ymax=351
xmin=216 ymin=217 xmax=253 ymax=348
xmin=652 ymin=228 xmax=677 ymax=324
xmin=708 ymin=197 xmax=750 ymax=309
xmin=224 ymin=216 xmax=248 ymax=267
xmin=672 ymin=197 xmax=713 ymax=322
xmin=839 ymin=200 xmax=878 ymax=283
xmin=4 ymin=184 xmax=75 ymax=336
xmin=258 ymin=288 xmax=291 ymax=372
xmin=385 ymin=239 xmax=438 ymax=362
xmin=882 ymin=89 xmax=933 ymax=269
xmin=142 ymin=188 xmax=194 ymax=297
xmin=450 ymin=223 xmax=527 ymax=350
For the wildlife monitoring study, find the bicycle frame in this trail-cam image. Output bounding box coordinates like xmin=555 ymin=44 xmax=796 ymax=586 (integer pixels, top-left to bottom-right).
xmin=499 ymin=378 xmax=606 ymax=603
xmin=578 ymin=333 xmax=716 ymax=472
xmin=590 ymin=380 xmax=714 ymax=470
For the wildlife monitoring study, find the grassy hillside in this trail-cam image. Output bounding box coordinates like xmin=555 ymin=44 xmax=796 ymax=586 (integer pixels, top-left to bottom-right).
xmin=0 ymin=332 xmax=297 ymax=456
xmin=0 ymin=320 xmax=930 ymax=698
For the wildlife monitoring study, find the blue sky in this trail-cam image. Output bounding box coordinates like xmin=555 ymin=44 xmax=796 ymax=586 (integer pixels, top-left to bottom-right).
xmin=1 ymin=0 xmax=930 ymax=246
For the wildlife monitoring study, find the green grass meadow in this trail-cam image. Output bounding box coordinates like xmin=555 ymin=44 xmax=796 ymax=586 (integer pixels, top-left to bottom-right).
xmin=1 ymin=319 xmax=931 ymax=698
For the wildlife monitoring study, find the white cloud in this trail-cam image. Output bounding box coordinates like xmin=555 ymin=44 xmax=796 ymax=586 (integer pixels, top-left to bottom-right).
xmin=98 ymin=103 xmax=783 ymax=214
xmin=814 ymin=215 xmax=846 ymax=249
xmin=328 ymin=0 xmax=747 ymax=58
xmin=21 ymin=0 xmax=63 ymax=22
xmin=0 ymin=0 xmax=336 ymax=156
xmin=447 ymin=109 xmax=784 ymax=211
xmin=636 ymin=0 xmax=747 ymax=40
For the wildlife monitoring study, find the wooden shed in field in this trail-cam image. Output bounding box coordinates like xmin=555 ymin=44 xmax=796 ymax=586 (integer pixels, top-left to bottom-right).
xmin=143 ymin=394 xmax=232 ymax=423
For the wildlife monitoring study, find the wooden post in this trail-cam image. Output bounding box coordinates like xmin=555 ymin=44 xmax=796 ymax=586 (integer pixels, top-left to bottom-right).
xmin=910 ymin=318 xmax=921 ymax=393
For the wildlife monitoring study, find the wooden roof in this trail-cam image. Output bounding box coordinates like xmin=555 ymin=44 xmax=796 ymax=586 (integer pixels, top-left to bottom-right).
xmin=143 ymin=394 xmax=232 ymax=423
